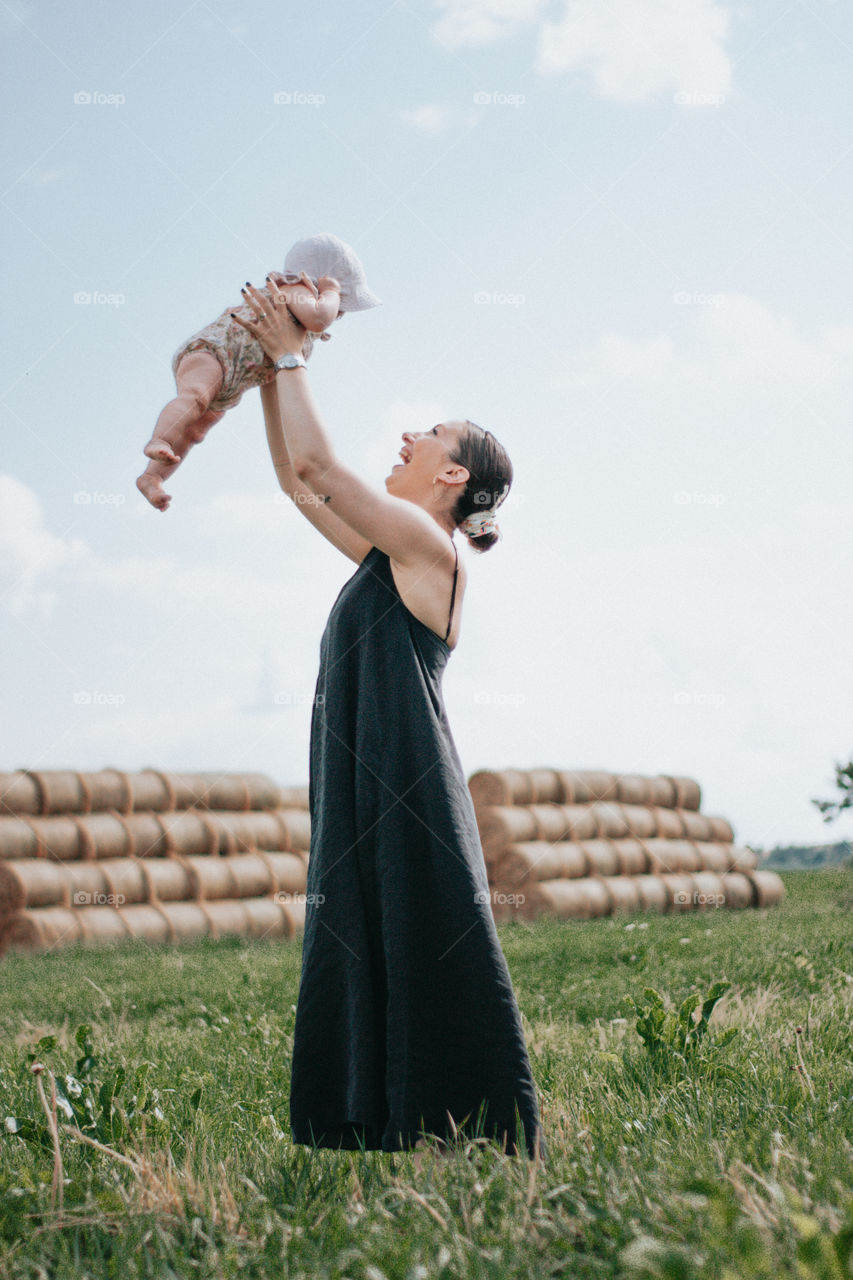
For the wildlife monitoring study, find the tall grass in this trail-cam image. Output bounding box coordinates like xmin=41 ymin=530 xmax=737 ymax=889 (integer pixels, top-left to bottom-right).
xmin=1 ymin=866 xmax=851 ymax=1278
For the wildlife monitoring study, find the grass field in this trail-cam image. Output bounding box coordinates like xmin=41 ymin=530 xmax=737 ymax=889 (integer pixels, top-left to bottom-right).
xmin=1 ymin=866 xmax=851 ymax=1279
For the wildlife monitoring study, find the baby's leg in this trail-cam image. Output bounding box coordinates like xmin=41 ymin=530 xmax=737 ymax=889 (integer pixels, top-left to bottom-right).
xmin=143 ymin=349 xmax=224 ymax=463
xmin=136 ymin=405 xmax=225 ymax=510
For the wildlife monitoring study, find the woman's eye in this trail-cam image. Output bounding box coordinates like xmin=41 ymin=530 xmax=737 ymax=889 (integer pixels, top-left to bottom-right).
xmin=432 ymin=426 xmax=438 ymax=435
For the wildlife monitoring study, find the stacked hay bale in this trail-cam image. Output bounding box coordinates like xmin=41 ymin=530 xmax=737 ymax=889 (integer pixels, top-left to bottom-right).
xmin=0 ymin=768 xmax=311 ymax=956
xmin=469 ymin=768 xmax=785 ymax=922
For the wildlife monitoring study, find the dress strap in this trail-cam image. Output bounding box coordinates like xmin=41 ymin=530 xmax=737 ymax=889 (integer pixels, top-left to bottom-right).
xmin=444 ymin=540 xmax=459 ymax=643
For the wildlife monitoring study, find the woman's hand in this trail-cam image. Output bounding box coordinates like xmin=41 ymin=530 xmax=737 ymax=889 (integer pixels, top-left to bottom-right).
xmin=231 ymin=280 xmax=306 ymax=361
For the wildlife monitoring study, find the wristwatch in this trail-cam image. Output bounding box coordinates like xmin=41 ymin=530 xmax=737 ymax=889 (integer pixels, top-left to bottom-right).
xmin=273 ymin=353 xmax=307 ymax=371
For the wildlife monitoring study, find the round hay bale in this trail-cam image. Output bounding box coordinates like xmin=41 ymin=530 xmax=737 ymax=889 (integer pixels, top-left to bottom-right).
xmin=601 ymin=876 xmax=641 ymax=913
xmin=719 ymin=872 xmax=755 ymax=909
xmin=618 ymin=805 xmax=657 ymax=839
xmin=664 ymin=775 xmax=701 ymax=811
xmin=278 ymin=786 xmax=309 ymax=810
xmin=679 ymin=811 xmax=714 ymax=841
xmin=183 ymin=856 xmax=236 ymax=901
xmin=119 ymin=903 xmax=172 ymax=943
xmin=526 ymin=770 xmax=564 ymax=803
xmin=123 ymin=813 xmax=169 ymax=858
xmin=0 ymin=772 xmax=42 ymax=816
xmin=278 ymin=894 xmax=306 ymax=936
xmin=493 ymin=842 xmax=587 ymax=885
xmin=0 ymin=906 xmax=87 ymax=955
xmin=615 ymin=775 xmax=654 ymax=806
xmin=128 ymin=770 xmax=175 ymax=811
xmin=0 ymin=860 xmax=70 ymax=913
xmin=526 ymin=804 xmax=572 ymax=842
xmin=26 ymin=817 xmax=85 ymax=861
xmin=84 ymin=769 xmax=133 ymax=813
xmin=467 ymin=770 xmax=533 ymax=808
xmin=156 ymin=811 xmax=219 ymax=857
xmin=273 ymin=810 xmax=312 ymax=853
xmin=157 ymin=901 xmax=212 ymax=942
xmin=200 ymin=899 xmax=250 ymax=939
xmin=581 ymin=878 xmax=614 ymax=917
xmin=242 ymin=897 xmax=291 ymax=940
xmin=649 ymin=807 xmax=686 ymax=838
xmin=728 ymin=846 xmax=758 ymax=872
xmin=100 ymin=859 xmax=150 ymax=905
xmin=649 ymin=776 xmax=678 ymax=807
xmin=257 ymin=851 xmax=308 ymax=895
xmin=0 ymin=817 xmax=40 ymax=860
xmin=75 ymin=906 xmax=132 ymax=945
xmin=660 ymin=873 xmax=697 ymax=911
xmin=633 ymin=875 xmax=669 ymax=912
xmin=239 ymin=774 xmax=285 ymax=809
xmin=580 ymin=840 xmax=620 ymax=877
xmin=612 ymin=839 xmax=648 ymax=875
xmin=225 ymin=853 xmax=276 ymax=898
xmin=690 ymin=871 xmax=726 ymax=909
xmin=643 ymin=839 xmax=700 ymax=874
xmin=144 ymin=857 xmax=195 ymax=902
xmin=693 ymin=842 xmax=730 ymax=874
xmin=589 ymin=803 xmax=629 ymax=839
xmin=746 ymin=870 xmax=785 ymax=907
xmin=66 ymin=862 xmax=112 ymax=908
xmin=536 ymin=879 xmax=592 ymax=919
xmin=75 ymin=812 xmax=134 ymax=860
xmin=707 ymin=815 xmax=735 ymax=843
xmin=24 ymin=771 xmax=92 ymax=815
xmin=477 ymin=807 xmax=538 ymax=861
xmin=558 ymin=770 xmax=619 ymax=804
xmin=171 ymin=773 xmax=252 ymax=812
xmin=204 ymin=810 xmax=288 ymax=854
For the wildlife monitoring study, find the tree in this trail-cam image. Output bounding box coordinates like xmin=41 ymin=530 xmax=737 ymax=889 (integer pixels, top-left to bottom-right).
xmin=812 ymin=759 xmax=853 ymax=823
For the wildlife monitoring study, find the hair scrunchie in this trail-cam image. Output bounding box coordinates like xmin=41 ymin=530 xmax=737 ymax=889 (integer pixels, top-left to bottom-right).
xmin=459 ymin=509 xmax=501 ymax=539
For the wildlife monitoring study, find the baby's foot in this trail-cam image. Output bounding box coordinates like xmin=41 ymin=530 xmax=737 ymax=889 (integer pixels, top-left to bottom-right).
xmin=144 ymin=438 xmax=181 ymax=465
xmin=136 ymin=472 xmax=172 ymax=511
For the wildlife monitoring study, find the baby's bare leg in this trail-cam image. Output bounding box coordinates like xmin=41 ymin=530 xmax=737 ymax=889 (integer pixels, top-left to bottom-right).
xmin=143 ymin=350 xmax=224 ymax=464
xmin=136 ymin=407 xmax=225 ymax=510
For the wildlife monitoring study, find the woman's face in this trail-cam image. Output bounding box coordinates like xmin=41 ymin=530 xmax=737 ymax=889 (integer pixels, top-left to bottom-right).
xmin=385 ymin=419 xmax=469 ymax=501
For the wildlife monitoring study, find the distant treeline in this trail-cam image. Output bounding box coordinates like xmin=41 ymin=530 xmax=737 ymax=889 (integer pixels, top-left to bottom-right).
xmin=756 ymin=842 xmax=852 ymax=870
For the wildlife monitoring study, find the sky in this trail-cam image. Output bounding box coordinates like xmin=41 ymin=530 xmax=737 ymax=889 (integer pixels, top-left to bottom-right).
xmin=2 ymin=0 xmax=852 ymax=850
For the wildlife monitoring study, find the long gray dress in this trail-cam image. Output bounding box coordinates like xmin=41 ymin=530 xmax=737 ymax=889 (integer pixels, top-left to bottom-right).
xmin=288 ymin=544 xmax=546 ymax=1159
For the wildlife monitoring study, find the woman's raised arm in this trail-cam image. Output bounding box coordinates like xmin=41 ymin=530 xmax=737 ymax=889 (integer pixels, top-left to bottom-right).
xmin=238 ymin=284 xmax=455 ymax=572
xmin=259 ymin=379 xmax=371 ymax=565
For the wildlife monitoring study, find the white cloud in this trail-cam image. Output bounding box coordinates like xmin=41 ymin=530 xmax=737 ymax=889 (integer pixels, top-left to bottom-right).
xmin=537 ymin=0 xmax=733 ymax=102
xmin=431 ymin=0 xmax=734 ymax=104
xmin=401 ymin=104 xmax=454 ymax=135
xmin=432 ymin=0 xmax=547 ymax=48
xmin=0 ymin=475 xmax=88 ymax=620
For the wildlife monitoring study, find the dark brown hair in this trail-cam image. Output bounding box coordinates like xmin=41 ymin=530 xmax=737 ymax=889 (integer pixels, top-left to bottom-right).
xmin=447 ymin=420 xmax=513 ymax=553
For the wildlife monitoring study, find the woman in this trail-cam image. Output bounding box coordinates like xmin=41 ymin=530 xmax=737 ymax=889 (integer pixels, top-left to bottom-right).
xmin=235 ymin=282 xmax=547 ymax=1162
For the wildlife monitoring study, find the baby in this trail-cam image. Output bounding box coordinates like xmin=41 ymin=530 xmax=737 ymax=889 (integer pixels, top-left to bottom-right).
xmin=136 ymin=233 xmax=381 ymax=510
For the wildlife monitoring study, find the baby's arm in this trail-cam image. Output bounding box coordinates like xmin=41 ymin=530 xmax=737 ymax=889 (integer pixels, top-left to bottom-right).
xmin=269 ymin=270 xmax=341 ymax=334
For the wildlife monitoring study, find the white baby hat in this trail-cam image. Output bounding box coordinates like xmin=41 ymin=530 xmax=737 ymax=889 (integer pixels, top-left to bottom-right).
xmin=283 ymin=233 xmax=382 ymax=313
